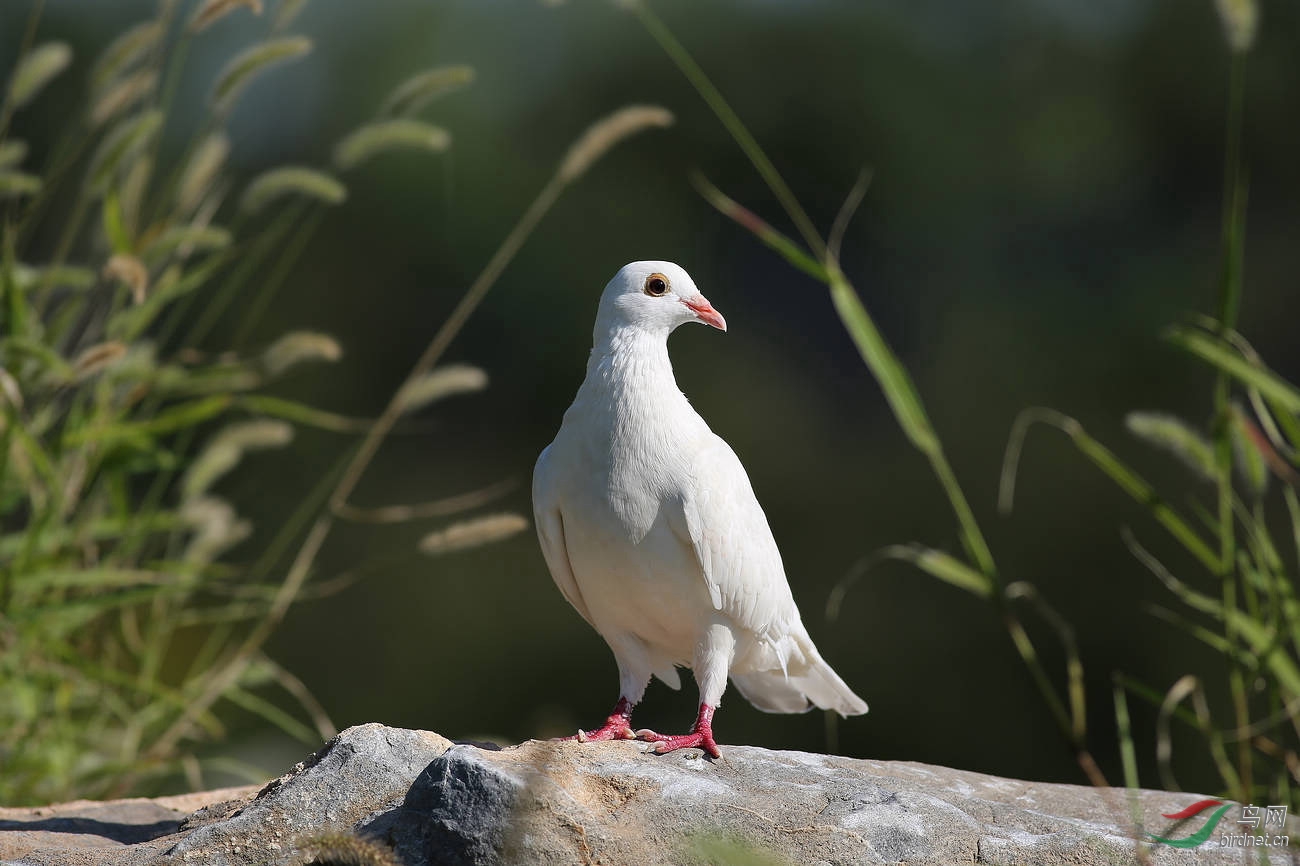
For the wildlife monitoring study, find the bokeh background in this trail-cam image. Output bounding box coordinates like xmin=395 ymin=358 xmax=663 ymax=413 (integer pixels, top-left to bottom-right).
xmin=7 ymin=0 xmax=1300 ymax=797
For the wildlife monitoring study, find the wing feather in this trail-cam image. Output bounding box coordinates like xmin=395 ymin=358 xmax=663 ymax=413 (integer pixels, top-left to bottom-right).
xmin=674 ymin=435 xmax=799 ymax=636
xmin=533 ymin=445 xmax=595 ymax=628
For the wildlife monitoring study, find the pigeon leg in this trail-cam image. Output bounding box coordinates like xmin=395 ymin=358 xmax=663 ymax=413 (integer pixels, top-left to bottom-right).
xmin=635 ymin=703 xmax=720 ymax=758
xmin=562 ymin=696 xmax=637 ymax=743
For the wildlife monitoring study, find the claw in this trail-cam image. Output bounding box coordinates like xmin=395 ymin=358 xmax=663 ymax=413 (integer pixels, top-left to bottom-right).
xmin=635 ymin=704 xmax=721 ymax=758
xmin=558 ymin=697 xmax=636 ymax=745
xmin=650 ymin=730 xmax=721 ymax=759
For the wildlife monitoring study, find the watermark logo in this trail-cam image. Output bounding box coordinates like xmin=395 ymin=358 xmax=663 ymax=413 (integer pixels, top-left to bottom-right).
xmin=1148 ymin=799 xmax=1233 ymax=849
xmin=1148 ymin=799 xmax=1290 ymax=849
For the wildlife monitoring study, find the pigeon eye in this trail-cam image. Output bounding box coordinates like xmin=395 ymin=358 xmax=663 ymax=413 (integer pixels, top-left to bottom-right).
xmin=644 ymin=274 xmax=670 ymax=296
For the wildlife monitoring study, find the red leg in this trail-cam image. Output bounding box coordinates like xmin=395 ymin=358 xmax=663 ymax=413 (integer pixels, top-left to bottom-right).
xmin=560 ymin=696 xmax=637 ymax=743
xmin=635 ymin=703 xmax=720 ymax=758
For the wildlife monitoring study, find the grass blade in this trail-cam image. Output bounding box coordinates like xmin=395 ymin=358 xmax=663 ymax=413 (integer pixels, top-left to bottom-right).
xmin=1167 ymin=324 xmax=1300 ymax=414
xmin=1004 ymin=409 xmax=1220 ymax=571
xmin=827 ymin=267 xmax=937 ymax=455
xmin=692 ymin=173 xmax=828 ymax=282
xmin=631 ymin=3 xmax=823 ymax=256
xmin=827 ymin=544 xmax=991 ymax=622
xmin=237 ymin=395 xmax=368 ymax=433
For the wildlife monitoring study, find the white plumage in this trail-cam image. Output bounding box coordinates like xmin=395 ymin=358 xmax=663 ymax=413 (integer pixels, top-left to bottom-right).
xmin=533 ymin=261 xmax=867 ymax=756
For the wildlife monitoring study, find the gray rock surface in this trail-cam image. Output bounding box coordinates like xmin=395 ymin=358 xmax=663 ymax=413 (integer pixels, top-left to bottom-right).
xmin=0 ymin=723 xmax=1292 ymax=865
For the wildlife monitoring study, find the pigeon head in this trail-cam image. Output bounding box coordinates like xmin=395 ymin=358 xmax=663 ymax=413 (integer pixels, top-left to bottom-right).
xmin=596 ymin=261 xmax=727 ymax=337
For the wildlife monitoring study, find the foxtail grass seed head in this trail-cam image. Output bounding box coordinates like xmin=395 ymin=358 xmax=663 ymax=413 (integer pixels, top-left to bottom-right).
xmin=10 ymin=42 xmax=72 ymax=110
xmin=189 ymin=0 xmax=264 ymax=33
xmin=0 ymin=140 xmax=28 ymax=170
xmin=262 ymin=331 xmax=343 ymax=376
xmin=104 ymin=341 xmax=159 ymax=383
xmin=181 ymin=496 xmax=252 ymax=562
xmin=89 ymin=110 xmax=163 ymax=193
xmin=1215 ymin=0 xmax=1258 ymax=52
xmin=183 ymin=444 xmax=247 ymax=501
xmin=178 ymin=132 xmax=231 ymax=215
xmin=0 ymin=368 xmax=22 ymax=410
xmin=72 ymin=341 xmax=129 ymax=380
xmin=211 ymin=36 xmax=312 ymax=116
xmin=119 ymin=156 xmax=153 ymax=235
xmin=0 ymin=172 xmax=42 ymax=199
xmin=184 ymin=421 xmax=293 ymax=499
xmin=557 ymin=105 xmax=673 ymax=183
xmin=396 ymin=365 xmax=488 ymax=414
xmin=12 ymin=263 xmax=96 ymax=292
xmin=418 ymin=513 xmax=529 ymax=555
xmin=240 ymin=166 xmax=346 ymax=214
xmin=90 ymin=20 xmax=164 ymax=94
xmin=1124 ymin=411 xmax=1216 ymax=481
xmin=145 ymin=225 xmax=233 ymax=265
xmin=274 ymin=0 xmax=311 ymax=31
xmin=333 ymin=119 xmax=450 ymax=171
xmin=214 ymin=419 xmax=295 ymax=452
xmin=103 ymin=254 xmax=149 ymax=304
xmin=8 ymin=443 xmax=45 ymax=511
xmin=89 ymin=69 xmax=157 ymax=126
xmin=379 ymin=65 xmax=476 ymax=117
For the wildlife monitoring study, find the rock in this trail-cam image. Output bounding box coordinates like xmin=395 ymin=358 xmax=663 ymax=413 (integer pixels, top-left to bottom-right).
xmin=0 ymin=723 xmax=1289 ymax=865
xmin=0 ymin=788 xmax=259 ymax=865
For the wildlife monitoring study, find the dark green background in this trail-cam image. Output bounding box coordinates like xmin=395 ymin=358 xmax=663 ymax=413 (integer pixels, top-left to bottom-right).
xmin=7 ymin=0 xmax=1300 ymax=796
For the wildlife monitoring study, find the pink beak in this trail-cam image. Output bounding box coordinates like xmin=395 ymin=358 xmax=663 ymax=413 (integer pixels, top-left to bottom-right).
xmin=683 ymin=296 xmax=727 ymax=332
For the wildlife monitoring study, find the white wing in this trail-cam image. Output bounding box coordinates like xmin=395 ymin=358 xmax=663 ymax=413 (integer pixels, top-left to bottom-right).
xmin=672 ymin=434 xmax=800 ymax=637
xmin=532 ymin=443 xmax=595 ymax=628
xmin=674 ymin=433 xmax=869 ymax=717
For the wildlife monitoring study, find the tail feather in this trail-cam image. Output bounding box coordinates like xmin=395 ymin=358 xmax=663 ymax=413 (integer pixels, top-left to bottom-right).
xmin=732 ymin=656 xmax=868 ymax=717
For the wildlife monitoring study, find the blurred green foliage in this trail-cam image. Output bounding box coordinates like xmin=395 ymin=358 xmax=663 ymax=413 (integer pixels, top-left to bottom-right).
xmin=0 ymin=0 xmax=526 ymax=804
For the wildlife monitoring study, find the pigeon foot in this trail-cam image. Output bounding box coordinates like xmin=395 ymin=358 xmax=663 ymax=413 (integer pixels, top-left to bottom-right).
xmin=561 ymin=697 xmax=637 ymax=743
xmin=635 ymin=704 xmax=721 ymax=758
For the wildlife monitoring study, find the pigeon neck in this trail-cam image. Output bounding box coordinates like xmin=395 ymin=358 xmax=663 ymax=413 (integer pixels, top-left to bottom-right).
xmin=584 ymin=325 xmax=679 ymax=394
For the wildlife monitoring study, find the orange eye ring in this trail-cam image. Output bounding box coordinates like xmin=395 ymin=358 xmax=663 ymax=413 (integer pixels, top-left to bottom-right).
xmin=644 ymin=273 xmax=670 ymax=296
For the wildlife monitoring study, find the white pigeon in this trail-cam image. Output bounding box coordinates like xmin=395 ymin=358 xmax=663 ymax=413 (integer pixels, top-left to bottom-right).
xmin=532 ymin=261 xmax=867 ymax=757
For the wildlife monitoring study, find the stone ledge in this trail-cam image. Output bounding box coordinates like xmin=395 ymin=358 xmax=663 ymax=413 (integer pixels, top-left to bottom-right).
xmin=0 ymin=724 xmax=1283 ymax=865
